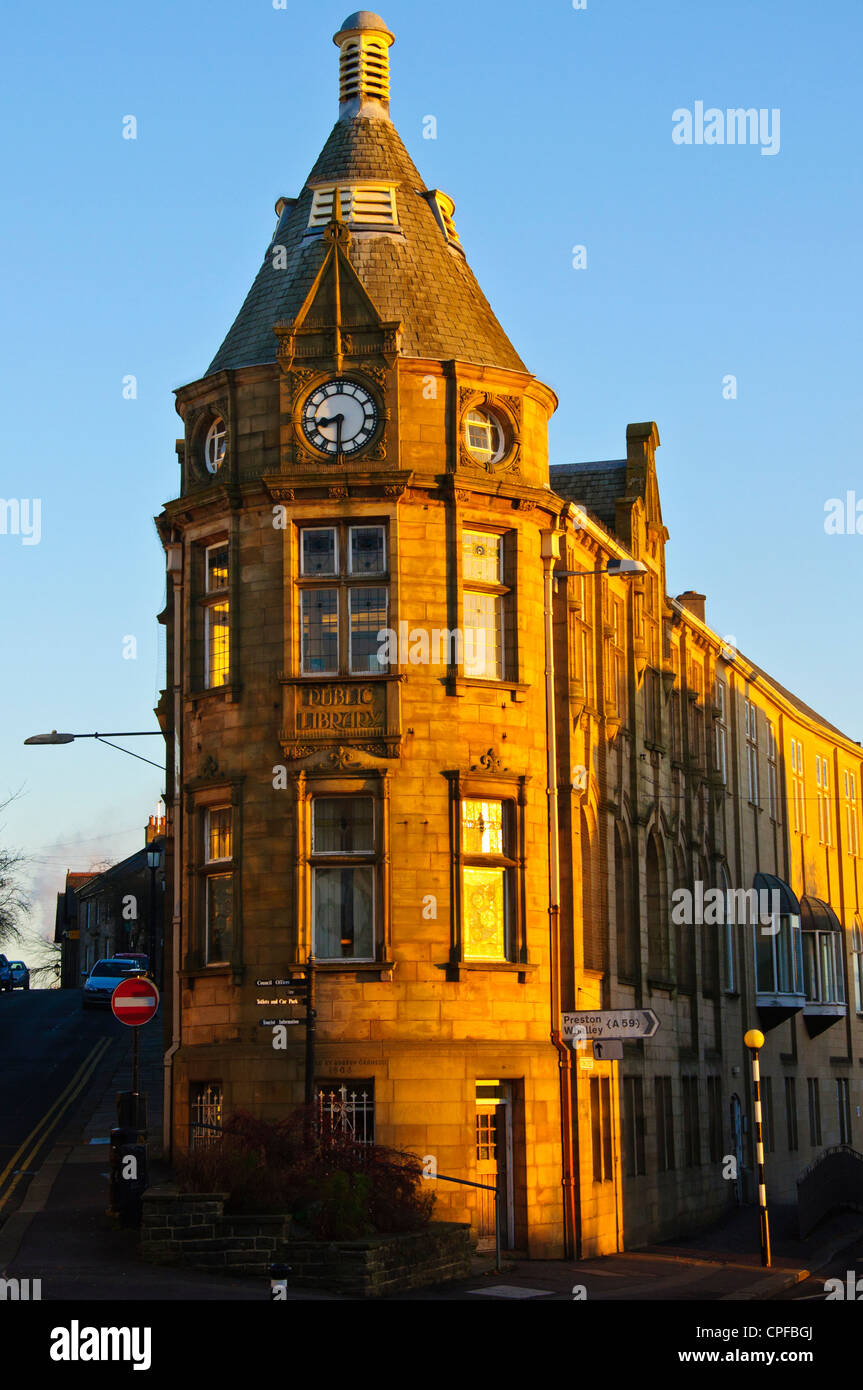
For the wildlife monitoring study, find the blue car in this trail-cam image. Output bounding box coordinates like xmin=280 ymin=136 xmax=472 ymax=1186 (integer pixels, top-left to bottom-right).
xmin=8 ymin=961 xmax=29 ymax=990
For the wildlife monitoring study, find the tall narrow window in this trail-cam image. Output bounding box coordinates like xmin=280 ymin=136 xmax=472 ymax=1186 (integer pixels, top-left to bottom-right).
xmin=714 ymin=680 xmax=728 ymax=784
xmin=721 ymin=865 xmax=736 ymax=993
xmin=298 ymin=523 xmax=388 ymax=676
xmin=204 ymin=542 xmax=230 ymax=688
xmin=785 ymin=1077 xmax=799 ymax=1151
xmin=682 ymin=1076 xmax=701 ymax=1166
xmin=761 ymin=1076 xmax=774 ymax=1153
xmin=461 ymin=799 xmax=514 ymax=962
xmin=837 ymin=1078 xmax=852 ymax=1145
xmin=807 ymin=1077 xmax=822 ymax=1146
xmin=203 ymin=806 xmax=233 ymax=964
xmin=790 ymin=739 xmax=806 ymax=833
xmin=655 ymin=1076 xmax=675 ymax=1172
xmin=852 ymin=917 xmax=863 ymax=1014
xmin=590 ymin=1076 xmax=613 ymax=1183
xmin=767 ymin=722 xmax=779 ymax=821
xmin=744 ymin=698 xmax=759 ymax=806
xmin=462 ymin=530 xmax=509 ymax=680
xmin=845 ymin=770 xmax=859 ymax=856
xmin=816 ymin=755 xmax=832 ymax=845
xmin=622 ymin=1076 xmax=646 ymax=1177
xmin=311 ymin=797 xmax=376 ymax=961
xmin=707 ymin=1076 xmax=724 ymax=1162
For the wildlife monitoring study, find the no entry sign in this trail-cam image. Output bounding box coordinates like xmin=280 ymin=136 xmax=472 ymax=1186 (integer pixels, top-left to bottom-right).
xmin=111 ymin=976 xmax=160 ymax=1026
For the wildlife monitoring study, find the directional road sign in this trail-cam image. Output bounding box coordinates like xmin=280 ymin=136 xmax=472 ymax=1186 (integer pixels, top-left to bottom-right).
xmin=111 ymin=976 xmax=160 ymax=1027
xmin=592 ymin=1040 xmax=624 ymax=1061
xmin=562 ymin=1009 xmax=660 ymax=1043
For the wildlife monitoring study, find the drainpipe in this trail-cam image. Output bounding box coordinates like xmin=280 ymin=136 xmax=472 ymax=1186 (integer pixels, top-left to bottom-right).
xmin=541 ymin=523 xmax=578 ymax=1260
xmin=163 ymin=539 xmax=184 ymax=1159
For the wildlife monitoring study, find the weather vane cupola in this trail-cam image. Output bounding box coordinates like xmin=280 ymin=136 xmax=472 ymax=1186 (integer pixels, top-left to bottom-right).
xmin=333 ymin=12 xmax=395 ymax=121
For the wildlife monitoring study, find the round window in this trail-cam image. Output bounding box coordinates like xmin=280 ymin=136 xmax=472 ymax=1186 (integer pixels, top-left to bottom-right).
xmin=464 ymin=407 xmax=505 ymax=464
xmin=205 ymin=417 xmax=227 ymax=473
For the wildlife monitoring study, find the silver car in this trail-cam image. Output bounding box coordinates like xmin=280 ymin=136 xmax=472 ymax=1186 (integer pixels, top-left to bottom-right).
xmin=82 ymin=958 xmax=145 ymax=1008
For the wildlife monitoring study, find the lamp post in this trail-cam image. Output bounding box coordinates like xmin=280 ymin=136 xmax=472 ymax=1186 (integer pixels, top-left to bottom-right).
xmin=146 ymin=846 xmax=163 ymax=986
xmin=744 ymin=1028 xmax=771 ymax=1267
xmin=25 ymin=730 xmax=164 ymax=770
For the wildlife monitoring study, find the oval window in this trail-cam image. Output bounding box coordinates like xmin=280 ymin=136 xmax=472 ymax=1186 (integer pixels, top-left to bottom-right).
xmin=205 ymin=417 xmax=227 ymax=473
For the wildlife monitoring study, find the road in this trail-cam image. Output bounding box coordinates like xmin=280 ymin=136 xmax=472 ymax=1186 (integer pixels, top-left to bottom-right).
xmin=774 ymin=1236 xmax=863 ymax=1302
xmin=0 ymin=988 xmax=126 ymax=1226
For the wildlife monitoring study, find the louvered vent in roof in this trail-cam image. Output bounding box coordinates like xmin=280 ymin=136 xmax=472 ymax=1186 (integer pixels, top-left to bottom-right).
xmin=339 ymin=35 xmax=391 ymax=105
xmin=308 ymin=183 xmax=399 ymax=229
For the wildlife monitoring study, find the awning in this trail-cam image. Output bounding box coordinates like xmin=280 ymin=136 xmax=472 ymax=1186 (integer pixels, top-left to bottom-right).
xmin=799 ymin=895 xmax=842 ymax=932
xmin=753 ymin=872 xmax=801 ymax=916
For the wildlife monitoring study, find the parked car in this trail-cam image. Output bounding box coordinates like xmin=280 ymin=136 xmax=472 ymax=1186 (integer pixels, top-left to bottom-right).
xmin=8 ymin=961 xmax=29 ymax=990
xmin=0 ymin=955 xmax=12 ymax=992
xmin=112 ymin=952 xmax=150 ymax=975
xmin=82 ymin=958 xmax=146 ymax=1009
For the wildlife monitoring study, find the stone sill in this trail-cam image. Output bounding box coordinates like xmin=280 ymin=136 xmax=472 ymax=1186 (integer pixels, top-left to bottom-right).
xmin=439 ymin=960 xmax=536 ymax=983
xmin=447 ymin=677 xmax=529 ymax=703
xmin=314 ymin=961 xmax=395 ymax=978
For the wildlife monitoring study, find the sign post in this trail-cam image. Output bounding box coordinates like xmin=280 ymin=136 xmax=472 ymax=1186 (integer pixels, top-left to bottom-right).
xmin=109 ymin=976 xmax=160 ymax=1226
xmin=112 ymin=976 xmax=160 ymax=1093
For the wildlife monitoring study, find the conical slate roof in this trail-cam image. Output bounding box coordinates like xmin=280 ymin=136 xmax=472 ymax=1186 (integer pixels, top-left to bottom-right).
xmin=206 ymin=116 xmax=526 ymax=377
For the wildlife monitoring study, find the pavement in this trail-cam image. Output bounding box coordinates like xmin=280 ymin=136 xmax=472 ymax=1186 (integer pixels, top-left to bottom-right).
xmin=3 ymin=1016 xmax=861 ymax=1302
xmin=399 ymin=1205 xmax=863 ymax=1301
xmin=0 ymin=1017 xmax=269 ymax=1300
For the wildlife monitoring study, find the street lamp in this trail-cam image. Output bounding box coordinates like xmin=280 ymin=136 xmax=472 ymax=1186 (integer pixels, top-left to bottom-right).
xmin=25 ymin=730 xmax=164 ymax=770
xmin=554 ymin=557 xmax=648 ymax=591
xmin=744 ymin=1028 xmax=771 ymax=1267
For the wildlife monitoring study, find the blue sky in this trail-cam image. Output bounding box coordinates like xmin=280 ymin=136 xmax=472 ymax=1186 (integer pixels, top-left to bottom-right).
xmin=1 ymin=0 xmax=861 ymax=941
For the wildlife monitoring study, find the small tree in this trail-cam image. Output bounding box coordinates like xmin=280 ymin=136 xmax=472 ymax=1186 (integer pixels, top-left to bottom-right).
xmin=0 ymin=795 xmax=30 ymax=951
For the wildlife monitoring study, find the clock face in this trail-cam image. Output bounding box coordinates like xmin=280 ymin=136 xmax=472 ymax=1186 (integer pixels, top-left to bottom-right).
xmin=301 ymin=379 xmax=379 ymax=457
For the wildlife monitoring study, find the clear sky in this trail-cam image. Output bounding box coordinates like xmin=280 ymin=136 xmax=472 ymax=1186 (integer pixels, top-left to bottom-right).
xmin=1 ymin=0 xmax=861 ymax=944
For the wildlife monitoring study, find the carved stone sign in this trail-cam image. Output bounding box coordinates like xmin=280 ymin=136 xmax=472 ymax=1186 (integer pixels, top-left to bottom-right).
xmin=295 ymin=683 xmax=385 ymax=735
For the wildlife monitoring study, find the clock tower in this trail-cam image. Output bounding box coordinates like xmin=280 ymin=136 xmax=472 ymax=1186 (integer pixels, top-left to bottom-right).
xmin=157 ymin=11 xmax=565 ymax=1258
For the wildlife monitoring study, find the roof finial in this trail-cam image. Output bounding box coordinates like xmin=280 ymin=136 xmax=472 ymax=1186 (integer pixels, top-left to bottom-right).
xmin=333 ymin=12 xmax=395 ymax=122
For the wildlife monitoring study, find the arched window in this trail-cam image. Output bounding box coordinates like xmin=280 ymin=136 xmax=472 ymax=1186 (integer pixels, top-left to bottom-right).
xmin=700 ymin=856 xmax=719 ymax=996
xmin=720 ymin=864 xmax=735 ymax=992
xmin=614 ymin=824 xmax=637 ymax=981
xmin=646 ymin=834 xmax=669 ymax=981
xmin=675 ymin=847 xmax=694 ymax=993
xmin=581 ymin=809 xmax=604 ymax=972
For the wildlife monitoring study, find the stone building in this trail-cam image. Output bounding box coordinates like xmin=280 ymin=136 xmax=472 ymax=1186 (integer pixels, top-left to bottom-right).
xmin=155 ymin=12 xmax=863 ymax=1258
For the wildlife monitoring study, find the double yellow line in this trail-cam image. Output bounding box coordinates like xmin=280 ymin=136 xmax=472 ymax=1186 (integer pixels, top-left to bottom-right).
xmin=0 ymin=1037 xmax=111 ymax=1214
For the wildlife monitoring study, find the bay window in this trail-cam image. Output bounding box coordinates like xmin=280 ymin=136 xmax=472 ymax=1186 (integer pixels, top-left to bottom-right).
xmin=311 ymin=796 xmax=376 ymax=961
xmin=298 ymin=523 xmax=388 ymax=676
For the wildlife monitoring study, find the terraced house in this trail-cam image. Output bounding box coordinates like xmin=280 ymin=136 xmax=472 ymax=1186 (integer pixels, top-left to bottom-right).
xmin=155 ymin=11 xmax=863 ymax=1259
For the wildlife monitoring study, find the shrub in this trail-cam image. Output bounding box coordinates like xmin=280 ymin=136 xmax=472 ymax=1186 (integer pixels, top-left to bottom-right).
xmin=174 ymin=1108 xmax=435 ymax=1237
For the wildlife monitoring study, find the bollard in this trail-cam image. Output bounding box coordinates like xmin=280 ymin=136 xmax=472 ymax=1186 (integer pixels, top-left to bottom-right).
xmin=269 ymin=1262 xmax=291 ymax=1300
xmin=109 ymin=1127 xmax=149 ymax=1228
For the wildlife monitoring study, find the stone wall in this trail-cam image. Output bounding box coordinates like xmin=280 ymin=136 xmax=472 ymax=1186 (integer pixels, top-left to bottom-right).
xmin=140 ymin=1188 xmax=472 ymax=1293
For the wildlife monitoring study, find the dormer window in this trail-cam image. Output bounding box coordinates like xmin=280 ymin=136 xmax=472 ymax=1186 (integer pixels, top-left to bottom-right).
xmin=307 ymin=183 xmax=398 ymax=230
xmin=205 ymin=417 xmax=227 ymax=474
xmin=425 ymin=189 xmax=463 ymax=253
